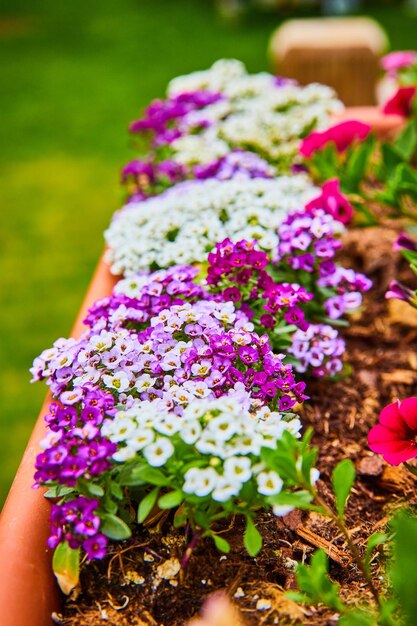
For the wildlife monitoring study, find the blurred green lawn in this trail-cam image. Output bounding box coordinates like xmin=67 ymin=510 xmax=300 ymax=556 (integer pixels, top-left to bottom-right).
xmin=1 ymin=0 xmax=416 ymax=506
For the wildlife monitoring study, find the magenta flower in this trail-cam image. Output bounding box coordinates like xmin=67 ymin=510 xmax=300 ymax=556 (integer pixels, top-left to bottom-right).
xmin=382 ymin=86 xmax=416 ymax=117
xmin=385 ymin=280 xmax=416 ymax=305
xmin=299 ymin=121 xmax=371 ymax=158
xmin=368 ymin=398 xmax=417 ymax=465
xmin=305 ymin=179 xmax=354 ymax=225
xmin=381 ymin=51 xmax=417 ymax=74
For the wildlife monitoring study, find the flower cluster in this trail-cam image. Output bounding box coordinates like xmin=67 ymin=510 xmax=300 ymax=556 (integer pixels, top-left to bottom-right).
xmin=129 ymin=89 xmax=224 ymax=143
xmin=102 ymin=393 xmax=304 ymax=516
xmin=276 ymin=207 xmax=371 ymax=318
xmin=193 ymin=150 xmax=274 ymax=181
xmin=31 ymin=58 xmax=376 ymax=571
xmin=289 ymin=324 xmax=346 ymax=378
xmin=105 ymin=176 xmax=317 ymax=276
xmin=84 ymin=265 xmax=209 ymax=330
xmin=48 ymin=496 xmax=108 ymax=560
xmin=318 ymin=267 xmax=372 ymax=320
xmin=123 ymin=60 xmax=342 ymax=190
xmin=33 ymin=389 xmax=116 ymax=486
xmin=164 ymin=60 xmax=343 ymax=170
xmin=206 ymin=238 xmax=312 ymax=338
xmin=32 ymin=301 xmax=307 ymax=418
xmin=122 ymin=150 xmax=274 ymax=202
xmin=121 ymin=158 xmax=186 ymax=203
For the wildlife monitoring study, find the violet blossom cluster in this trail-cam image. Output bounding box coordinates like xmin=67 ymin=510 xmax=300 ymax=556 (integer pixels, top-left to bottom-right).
xmin=33 ymin=387 xmax=116 ymax=486
xmin=276 ymin=207 xmax=372 ymax=318
xmin=48 ymin=496 xmax=108 ymax=560
xmin=193 ymin=150 xmax=274 ymax=181
xmin=32 ymin=301 xmax=307 ymax=426
xmin=318 ymin=267 xmax=372 ymax=320
xmin=84 ymin=265 xmax=209 ymax=330
xmin=129 ymin=89 xmax=223 ymax=142
xmin=121 ymin=158 xmax=186 ymax=203
xmin=289 ymin=324 xmax=346 ymax=378
xmin=206 ymin=238 xmax=312 ymax=335
xmin=122 ymin=150 xmax=275 ymax=203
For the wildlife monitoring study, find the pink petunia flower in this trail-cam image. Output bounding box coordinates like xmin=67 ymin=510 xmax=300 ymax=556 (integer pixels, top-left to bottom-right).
xmin=368 ymin=397 xmax=417 ymax=465
xmin=305 ymin=179 xmax=353 ymax=225
xmin=381 ymin=51 xmax=417 ymax=74
xmin=299 ymin=121 xmax=371 ymax=158
xmin=382 ymin=86 xmax=417 ymax=117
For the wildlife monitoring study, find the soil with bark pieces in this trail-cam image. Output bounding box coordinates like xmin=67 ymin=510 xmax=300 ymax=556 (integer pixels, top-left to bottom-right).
xmin=57 ymin=225 xmax=417 ymax=626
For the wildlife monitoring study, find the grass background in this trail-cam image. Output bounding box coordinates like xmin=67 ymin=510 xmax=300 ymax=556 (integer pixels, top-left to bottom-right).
xmin=1 ymin=0 xmax=416 ymax=506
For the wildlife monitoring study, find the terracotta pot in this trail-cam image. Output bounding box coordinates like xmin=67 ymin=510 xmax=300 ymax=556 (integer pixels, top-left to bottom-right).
xmin=0 ymin=106 xmax=405 ymax=626
xmin=332 ymin=106 xmax=404 ymax=138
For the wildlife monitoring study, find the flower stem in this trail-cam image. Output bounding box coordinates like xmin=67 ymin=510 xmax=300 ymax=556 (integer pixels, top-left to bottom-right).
xmin=314 ymin=493 xmax=382 ymax=608
xmin=180 ymin=528 xmax=202 ymax=570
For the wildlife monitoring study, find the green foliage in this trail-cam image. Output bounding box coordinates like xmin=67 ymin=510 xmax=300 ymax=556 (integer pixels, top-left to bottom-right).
xmin=52 ymin=542 xmax=80 ymax=595
xmin=158 ymin=489 xmax=184 ymax=510
xmin=243 ymin=515 xmax=263 ymax=556
xmin=393 ymin=121 xmax=417 ymax=163
xmin=137 ymin=488 xmax=159 ymax=523
xmin=101 ymin=513 xmax=132 ymax=540
xmin=291 ymin=549 xmax=346 ymax=612
xmin=390 ymin=510 xmax=417 ymax=625
xmin=343 ymin=136 xmax=375 ymax=193
xmin=364 ymin=532 xmax=388 ymax=578
xmin=211 ymin=534 xmax=231 ymax=553
xmin=332 ymin=459 xmax=356 ymax=520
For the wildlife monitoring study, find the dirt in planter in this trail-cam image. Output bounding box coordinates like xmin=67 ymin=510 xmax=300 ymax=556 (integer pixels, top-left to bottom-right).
xmin=58 ymin=226 xmax=417 ymax=626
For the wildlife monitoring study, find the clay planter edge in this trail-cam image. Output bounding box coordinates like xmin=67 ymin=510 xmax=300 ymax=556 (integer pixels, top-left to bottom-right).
xmin=0 ymin=107 xmax=404 ymax=626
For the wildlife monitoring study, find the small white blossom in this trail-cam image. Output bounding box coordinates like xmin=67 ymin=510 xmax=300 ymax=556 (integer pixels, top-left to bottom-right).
xmin=257 ymin=471 xmax=284 ymax=496
xmin=143 ymin=438 xmax=175 ymax=467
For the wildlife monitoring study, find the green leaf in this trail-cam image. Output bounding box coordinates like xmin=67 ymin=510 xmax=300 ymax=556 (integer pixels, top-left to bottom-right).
xmin=390 ymin=510 xmax=417 ymax=624
xmin=79 ymin=480 xmax=104 ymax=498
xmin=212 ymin=534 xmax=231 ymax=553
xmin=44 ymin=485 xmax=75 ymax=499
xmin=343 ymin=134 xmax=375 ymax=192
xmin=295 ymin=550 xmax=345 ymax=612
xmin=268 ymin=490 xmax=315 ymax=509
xmin=364 ymin=532 xmax=388 ymax=575
xmin=339 ymin=610 xmax=375 ymax=626
xmin=52 ymin=542 xmax=80 ymax=595
xmin=332 ymin=459 xmax=355 ymax=520
xmin=109 ymin=481 xmax=124 ymax=500
xmin=101 ymin=513 xmax=132 ymax=540
xmin=158 ymin=489 xmax=184 ymax=510
xmin=120 ymin=464 xmax=168 ymax=487
xmin=137 ymin=487 xmax=159 ymax=523
xmin=394 ymin=120 xmax=417 ymax=162
xmin=244 ymin=516 xmax=263 ymax=557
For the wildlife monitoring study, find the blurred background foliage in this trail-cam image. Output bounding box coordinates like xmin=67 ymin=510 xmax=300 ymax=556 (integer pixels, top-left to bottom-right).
xmin=1 ymin=0 xmax=417 ymax=506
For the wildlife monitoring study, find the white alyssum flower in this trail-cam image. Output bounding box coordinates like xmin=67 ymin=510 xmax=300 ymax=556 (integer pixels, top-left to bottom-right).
xmin=102 ymin=393 xmax=309 ymax=511
xmin=143 ymin=437 xmax=175 ymax=467
xmin=257 ymin=471 xmax=284 ymax=496
xmin=164 ymin=59 xmax=344 ymax=168
xmin=105 ymin=176 xmax=317 ymax=276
